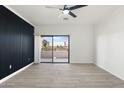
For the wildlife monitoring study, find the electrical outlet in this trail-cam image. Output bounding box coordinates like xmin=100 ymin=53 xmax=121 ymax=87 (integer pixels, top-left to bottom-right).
xmin=28 ymin=58 xmax=30 ymax=61
xmin=9 ymin=65 xmax=12 ymax=69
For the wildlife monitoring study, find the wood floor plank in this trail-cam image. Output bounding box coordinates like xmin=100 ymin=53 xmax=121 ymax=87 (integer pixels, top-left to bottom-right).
xmin=0 ymin=63 xmax=124 ymax=88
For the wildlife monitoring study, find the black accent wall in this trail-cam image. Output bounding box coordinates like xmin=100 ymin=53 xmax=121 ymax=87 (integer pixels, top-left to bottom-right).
xmin=0 ymin=6 xmax=34 ymax=79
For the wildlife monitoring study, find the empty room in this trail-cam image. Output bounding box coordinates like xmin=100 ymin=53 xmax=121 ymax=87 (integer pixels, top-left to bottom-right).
xmin=0 ymin=4 xmax=124 ymax=88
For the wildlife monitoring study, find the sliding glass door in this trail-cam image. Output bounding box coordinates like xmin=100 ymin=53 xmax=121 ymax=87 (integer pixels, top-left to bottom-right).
xmin=41 ymin=35 xmax=69 ymax=63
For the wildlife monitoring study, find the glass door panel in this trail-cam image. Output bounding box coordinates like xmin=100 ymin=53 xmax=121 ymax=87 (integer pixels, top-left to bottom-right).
xmin=41 ymin=36 xmax=53 ymax=62
xmin=53 ymin=36 xmax=69 ymax=62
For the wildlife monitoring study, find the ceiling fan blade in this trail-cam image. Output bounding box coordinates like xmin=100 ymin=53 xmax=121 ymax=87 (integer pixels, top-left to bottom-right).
xmin=69 ymin=5 xmax=88 ymax=10
xmin=69 ymin=11 xmax=77 ymax=18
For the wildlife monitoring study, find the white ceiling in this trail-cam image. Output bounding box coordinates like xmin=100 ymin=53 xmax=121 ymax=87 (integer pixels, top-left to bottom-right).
xmin=8 ymin=5 xmax=120 ymax=26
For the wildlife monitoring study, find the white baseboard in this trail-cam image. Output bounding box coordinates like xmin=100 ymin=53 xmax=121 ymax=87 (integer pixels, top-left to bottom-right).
xmin=70 ymin=59 xmax=93 ymax=63
xmin=95 ymin=63 xmax=124 ymax=81
xmin=0 ymin=62 xmax=34 ymax=84
xmin=34 ymin=61 xmax=40 ymax=63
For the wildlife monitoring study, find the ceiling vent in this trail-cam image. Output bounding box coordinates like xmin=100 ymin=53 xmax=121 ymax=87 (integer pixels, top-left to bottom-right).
xmin=63 ymin=17 xmax=69 ymax=20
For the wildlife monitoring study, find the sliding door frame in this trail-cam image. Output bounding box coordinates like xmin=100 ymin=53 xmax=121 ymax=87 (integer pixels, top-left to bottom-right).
xmin=41 ymin=35 xmax=70 ymax=63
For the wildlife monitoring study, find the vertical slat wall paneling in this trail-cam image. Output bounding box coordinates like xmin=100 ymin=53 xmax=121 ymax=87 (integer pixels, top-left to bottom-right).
xmin=0 ymin=6 xmax=34 ymax=79
xmin=0 ymin=6 xmax=7 ymax=79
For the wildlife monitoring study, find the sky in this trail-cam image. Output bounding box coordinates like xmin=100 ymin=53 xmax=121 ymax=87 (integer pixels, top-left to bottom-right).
xmin=42 ymin=36 xmax=68 ymax=46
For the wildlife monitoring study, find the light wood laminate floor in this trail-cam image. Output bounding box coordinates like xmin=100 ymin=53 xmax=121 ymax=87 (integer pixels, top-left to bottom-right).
xmin=0 ymin=63 xmax=124 ymax=88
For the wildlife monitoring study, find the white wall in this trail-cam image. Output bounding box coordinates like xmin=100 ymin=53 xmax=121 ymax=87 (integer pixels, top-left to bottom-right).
xmin=34 ymin=36 xmax=42 ymax=63
xmin=95 ymin=6 xmax=124 ymax=80
xmin=35 ymin=24 xmax=94 ymax=63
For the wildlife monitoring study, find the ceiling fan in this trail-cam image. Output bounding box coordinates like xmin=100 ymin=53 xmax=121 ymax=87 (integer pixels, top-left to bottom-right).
xmin=45 ymin=5 xmax=88 ymax=18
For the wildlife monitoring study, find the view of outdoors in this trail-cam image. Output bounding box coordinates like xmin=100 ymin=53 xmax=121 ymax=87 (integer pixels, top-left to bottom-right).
xmin=41 ymin=36 xmax=69 ymax=62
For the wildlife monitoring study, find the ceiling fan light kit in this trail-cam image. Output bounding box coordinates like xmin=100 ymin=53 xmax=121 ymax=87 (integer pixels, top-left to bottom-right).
xmin=62 ymin=10 xmax=69 ymax=15
xmin=46 ymin=5 xmax=88 ymax=18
